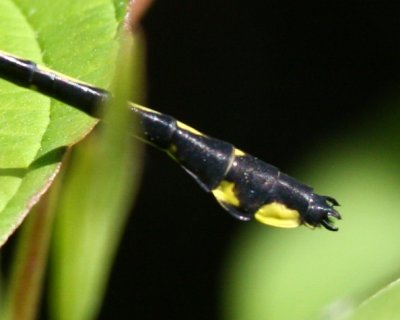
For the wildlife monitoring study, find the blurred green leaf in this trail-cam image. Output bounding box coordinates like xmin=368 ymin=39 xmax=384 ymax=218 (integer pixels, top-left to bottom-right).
xmin=222 ymin=104 xmax=400 ymax=320
xmin=348 ymin=279 xmax=400 ymax=320
xmin=48 ymin=33 xmax=143 ymax=320
xmin=0 ymin=0 xmax=127 ymax=246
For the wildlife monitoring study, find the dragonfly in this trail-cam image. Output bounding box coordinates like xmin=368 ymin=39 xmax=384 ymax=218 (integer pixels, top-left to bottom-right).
xmin=0 ymin=51 xmax=341 ymax=231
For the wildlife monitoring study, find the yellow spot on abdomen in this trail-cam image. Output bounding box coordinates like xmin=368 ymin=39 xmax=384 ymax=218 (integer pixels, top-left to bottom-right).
xmin=131 ymin=103 xmax=161 ymax=115
xmin=212 ymin=181 xmax=240 ymax=207
xmin=255 ymin=202 xmax=300 ymax=228
xmin=176 ymin=121 xmax=204 ymax=136
xmin=234 ymin=148 xmax=245 ymax=156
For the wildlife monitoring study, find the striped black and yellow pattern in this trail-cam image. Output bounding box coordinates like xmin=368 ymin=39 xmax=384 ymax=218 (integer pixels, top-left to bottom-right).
xmin=0 ymin=51 xmax=341 ymax=231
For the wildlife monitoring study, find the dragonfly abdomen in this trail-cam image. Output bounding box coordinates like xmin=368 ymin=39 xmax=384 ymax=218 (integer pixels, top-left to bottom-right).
xmin=130 ymin=103 xmax=235 ymax=191
xmin=129 ymin=103 xmax=341 ymax=230
xmin=0 ymin=51 xmax=341 ymax=231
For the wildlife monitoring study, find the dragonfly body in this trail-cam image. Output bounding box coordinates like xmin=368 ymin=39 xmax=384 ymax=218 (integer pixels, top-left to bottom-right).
xmin=0 ymin=51 xmax=341 ymax=231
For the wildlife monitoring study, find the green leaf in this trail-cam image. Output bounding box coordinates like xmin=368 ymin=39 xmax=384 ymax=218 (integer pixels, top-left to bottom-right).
xmin=348 ymin=279 xmax=400 ymax=320
xmin=0 ymin=0 xmax=128 ymax=246
xmin=114 ymin=0 xmax=130 ymax=22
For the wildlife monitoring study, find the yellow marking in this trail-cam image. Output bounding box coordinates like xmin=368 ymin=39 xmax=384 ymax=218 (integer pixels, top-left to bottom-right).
xmin=212 ymin=181 xmax=240 ymax=207
xmin=234 ymin=148 xmax=245 ymax=156
xmin=254 ymin=202 xmax=300 ymax=228
xmin=131 ymin=103 xmax=161 ymax=115
xmin=176 ymin=121 xmax=204 ymax=136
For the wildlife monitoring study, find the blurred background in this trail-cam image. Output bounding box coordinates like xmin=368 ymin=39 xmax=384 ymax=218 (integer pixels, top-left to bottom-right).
xmin=101 ymin=1 xmax=400 ymax=319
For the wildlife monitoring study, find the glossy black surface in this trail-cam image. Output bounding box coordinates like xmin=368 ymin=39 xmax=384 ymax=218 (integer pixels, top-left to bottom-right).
xmin=0 ymin=50 xmax=340 ymax=230
xmin=0 ymin=52 xmax=106 ymax=114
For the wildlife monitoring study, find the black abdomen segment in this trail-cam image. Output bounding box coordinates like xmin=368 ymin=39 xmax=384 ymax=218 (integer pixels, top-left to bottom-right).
xmin=0 ymin=54 xmax=106 ymax=114
xmin=211 ymin=151 xmax=340 ymax=230
xmin=129 ymin=104 xmax=235 ymax=191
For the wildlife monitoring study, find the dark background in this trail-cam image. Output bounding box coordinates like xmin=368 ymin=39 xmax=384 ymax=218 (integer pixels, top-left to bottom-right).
xmin=101 ymin=2 xmax=400 ymax=319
